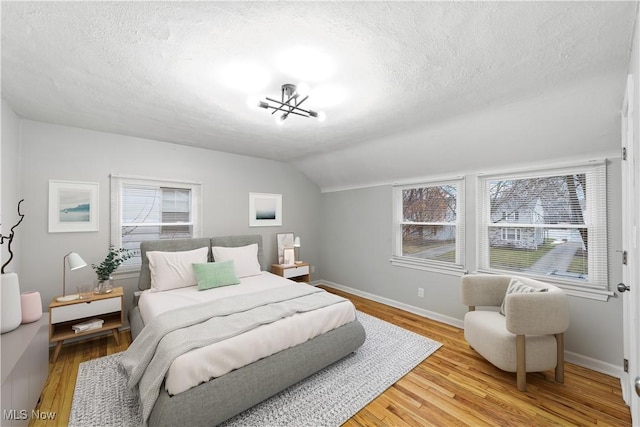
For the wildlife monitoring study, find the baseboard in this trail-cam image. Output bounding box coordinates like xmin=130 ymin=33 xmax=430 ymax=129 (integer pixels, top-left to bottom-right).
xmin=564 ymin=351 xmax=625 ymax=379
xmin=316 ymin=279 xmax=625 ymax=380
xmin=316 ymin=280 xmax=464 ymax=329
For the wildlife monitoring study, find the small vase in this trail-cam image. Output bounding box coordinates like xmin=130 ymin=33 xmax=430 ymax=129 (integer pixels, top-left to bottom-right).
xmin=1 ymin=272 xmax=22 ymax=333
xmin=95 ymin=276 xmax=113 ymax=294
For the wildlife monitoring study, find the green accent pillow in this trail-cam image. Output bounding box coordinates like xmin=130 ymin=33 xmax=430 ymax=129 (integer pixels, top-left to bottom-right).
xmin=192 ymin=261 xmax=241 ymax=291
xmin=499 ymin=278 xmax=547 ymax=315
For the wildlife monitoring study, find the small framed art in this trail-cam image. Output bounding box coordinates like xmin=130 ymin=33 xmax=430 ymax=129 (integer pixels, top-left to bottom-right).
xmin=48 ymin=180 xmax=99 ymax=233
xmin=283 ymin=247 xmax=296 ymax=266
xmin=276 ymin=232 xmax=294 ymax=264
xmin=249 ymin=193 xmax=282 ymax=227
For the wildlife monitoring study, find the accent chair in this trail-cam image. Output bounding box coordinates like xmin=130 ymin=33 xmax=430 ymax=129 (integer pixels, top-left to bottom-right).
xmin=461 ymin=274 xmax=570 ymax=391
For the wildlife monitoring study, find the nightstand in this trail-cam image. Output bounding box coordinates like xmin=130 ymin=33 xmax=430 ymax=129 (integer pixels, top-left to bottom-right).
xmin=271 ymin=262 xmax=311 ymax=283
xmin=48 ymin=287 xmax=124 ymax=363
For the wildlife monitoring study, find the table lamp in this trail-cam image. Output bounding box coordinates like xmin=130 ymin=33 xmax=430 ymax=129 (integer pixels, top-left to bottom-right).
xmin=57 ymin=252 xmax=87 ymax=302
xmin=293 ymin=236 xmax=302 ymax=264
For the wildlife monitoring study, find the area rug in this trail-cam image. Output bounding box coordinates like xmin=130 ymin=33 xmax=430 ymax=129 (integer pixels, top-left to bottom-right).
xmin=69 ymin=311 xmax=441 ymax=427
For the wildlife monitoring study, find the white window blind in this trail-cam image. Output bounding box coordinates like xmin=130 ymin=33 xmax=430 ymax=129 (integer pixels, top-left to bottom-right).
xmin=110 ymin=174 xmax=202 ymax=270
xmin=477 ymin=162 xmax=608 ymax=293
xmin=392 ymin=179 xmax=465 ymax=274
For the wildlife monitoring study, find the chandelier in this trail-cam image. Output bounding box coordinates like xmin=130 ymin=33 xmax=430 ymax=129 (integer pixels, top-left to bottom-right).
xmin=256 ymin=83 xmax=325 ymax=124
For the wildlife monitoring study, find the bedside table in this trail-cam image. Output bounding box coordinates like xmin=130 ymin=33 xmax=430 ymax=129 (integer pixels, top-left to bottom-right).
xmin=271 ymin=262 xmax=311 ymax=283
xmin=49 ymin=287 xmax=124 ymax=363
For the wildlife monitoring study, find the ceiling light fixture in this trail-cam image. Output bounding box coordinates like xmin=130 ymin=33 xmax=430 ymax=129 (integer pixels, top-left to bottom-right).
xmin=256 ymin=83 xmax=325 ymax=123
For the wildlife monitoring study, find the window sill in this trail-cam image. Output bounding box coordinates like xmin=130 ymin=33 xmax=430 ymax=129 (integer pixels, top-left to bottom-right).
xmin=390 ymin=257 xmax=467 ymax=276
xmin=111 ymin=268 xmax=140 ymax=281
xmin=475 ymin=269 xmax=614 ymax=301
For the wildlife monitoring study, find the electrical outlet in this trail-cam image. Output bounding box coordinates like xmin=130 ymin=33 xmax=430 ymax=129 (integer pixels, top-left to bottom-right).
xmin=418 ymin=288 xmax=424 ymax=298
xmin=310 ymin=265 xmax=315 ymax=273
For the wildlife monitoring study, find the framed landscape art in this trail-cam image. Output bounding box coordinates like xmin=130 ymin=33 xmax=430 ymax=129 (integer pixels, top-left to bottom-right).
xmin=48 ymin=180 xmax=99 ymax=233
xmin=249 ymin=192 xmax=282 ymax=227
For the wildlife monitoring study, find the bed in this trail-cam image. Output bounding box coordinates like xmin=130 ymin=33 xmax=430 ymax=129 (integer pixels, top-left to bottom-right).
xmin=125 ymin=235 xmax=366 ymax=426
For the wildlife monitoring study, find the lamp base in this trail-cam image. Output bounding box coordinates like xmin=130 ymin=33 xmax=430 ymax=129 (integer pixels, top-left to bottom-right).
xmin=56 ymin=294 xmax=80 ymax=302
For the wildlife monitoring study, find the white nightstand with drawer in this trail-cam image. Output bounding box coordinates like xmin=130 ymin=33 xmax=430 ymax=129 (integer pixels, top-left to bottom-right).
xmin=271 ymin=262 xmax=311 ymax=283
xmin=48 ymin=287 xmax=123 ymax=363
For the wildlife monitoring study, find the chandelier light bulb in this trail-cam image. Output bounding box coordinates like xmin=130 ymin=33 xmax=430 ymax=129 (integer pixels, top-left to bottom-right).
xmin=317 ymin=111 xmax=326 ymax=122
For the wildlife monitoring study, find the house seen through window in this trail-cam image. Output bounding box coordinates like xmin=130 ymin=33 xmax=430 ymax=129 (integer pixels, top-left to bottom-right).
xmin=477 ymin=162 xmax=607 ymax=290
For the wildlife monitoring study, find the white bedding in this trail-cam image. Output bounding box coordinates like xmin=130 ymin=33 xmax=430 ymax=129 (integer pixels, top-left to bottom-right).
xmin=138 ymin=271 xmax=356 ymax=395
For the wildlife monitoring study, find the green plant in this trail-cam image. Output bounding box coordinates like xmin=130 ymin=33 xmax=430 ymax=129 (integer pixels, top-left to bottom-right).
xmin=92 ymin=246 xmax=132 ymax=280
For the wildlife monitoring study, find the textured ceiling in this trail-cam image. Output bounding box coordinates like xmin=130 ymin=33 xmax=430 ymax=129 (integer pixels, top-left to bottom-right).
xmin=2 ymin=2 xmax=637 ymax=190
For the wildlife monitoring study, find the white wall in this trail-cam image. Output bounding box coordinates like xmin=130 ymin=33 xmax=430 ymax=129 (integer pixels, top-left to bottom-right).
xmin=14 ymin=119 xmax=322 ymax=321
xmin=319 ymin=161 xmax=625 ymax=372
xmin=1 ymin=99 xmax=22 ymax=275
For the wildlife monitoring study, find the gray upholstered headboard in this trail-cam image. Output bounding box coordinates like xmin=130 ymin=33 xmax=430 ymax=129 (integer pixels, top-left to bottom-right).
xmin=137 ymin=235 xmax=265 ymax=291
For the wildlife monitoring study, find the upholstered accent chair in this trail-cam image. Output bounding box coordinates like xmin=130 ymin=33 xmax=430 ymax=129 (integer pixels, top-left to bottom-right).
xmin=461 ymin=274 xmax=570 ymax=391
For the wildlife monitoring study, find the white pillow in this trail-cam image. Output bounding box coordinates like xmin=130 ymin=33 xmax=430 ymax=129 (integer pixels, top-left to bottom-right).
xmin=211 ymin=244 xmax=261 ymax=278
xmin=147 ymin=247 xmax=209 ymax=291
xmin=499 ymin=278 xmax=547 ymax=315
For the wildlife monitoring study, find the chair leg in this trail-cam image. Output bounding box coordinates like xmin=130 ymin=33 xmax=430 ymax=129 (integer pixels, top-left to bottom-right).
xmin=555 ymin=332 xmax=565 ymax=384
xmin=516 ymin=334 xmax=527 ymax=391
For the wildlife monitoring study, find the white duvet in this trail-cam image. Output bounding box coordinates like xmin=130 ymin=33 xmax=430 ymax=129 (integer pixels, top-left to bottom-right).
xmin=138 ymin=271 xmax=356 ymax=395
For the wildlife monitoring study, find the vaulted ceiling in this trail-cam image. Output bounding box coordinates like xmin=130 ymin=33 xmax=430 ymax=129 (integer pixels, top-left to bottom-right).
xmin=2 ymin=2 xmax=637 ymax=191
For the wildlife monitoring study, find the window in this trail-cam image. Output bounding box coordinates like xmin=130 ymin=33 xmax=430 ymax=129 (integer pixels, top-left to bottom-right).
xmin=392 ymin=179 xmax=465 ymax=273
xmin=110 ymin=175 xmax=202 ymax=270
xmin=477 ymin=162 xmax=608 ymax=294
xmin=501 ymin=228 xmax=522 ymax=241
xmin=160 ymin=188 xmax=191 ymax=237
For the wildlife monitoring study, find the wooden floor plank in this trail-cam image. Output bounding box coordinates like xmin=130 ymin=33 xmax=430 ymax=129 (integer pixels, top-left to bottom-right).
xmin=323 ymin=285 xmax=631 ymax=427
xmin=30 ymin=285 xmax=631 ymax=426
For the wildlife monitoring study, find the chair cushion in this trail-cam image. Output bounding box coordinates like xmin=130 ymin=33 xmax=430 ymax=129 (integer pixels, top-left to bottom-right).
xmin=464 ymin=311 xmax=557 ymax=372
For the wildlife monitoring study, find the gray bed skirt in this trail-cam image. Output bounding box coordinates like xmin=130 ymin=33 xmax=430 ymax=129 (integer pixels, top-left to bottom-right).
xmin=128 ymin=307 xmax=366 ymax=426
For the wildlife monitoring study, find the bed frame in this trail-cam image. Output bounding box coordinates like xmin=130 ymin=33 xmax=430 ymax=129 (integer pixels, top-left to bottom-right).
xmin=127 ymin=235 xmax=366 ymax=426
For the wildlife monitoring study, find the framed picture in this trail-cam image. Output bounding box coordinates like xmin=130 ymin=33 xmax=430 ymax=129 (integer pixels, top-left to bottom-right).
xmin=283 ymin=247 xmax=296 ymax=266
xmin=48 ymin=180 xmax=99 ymax=233
xmin=249 ymin=193 xmax=282 ymax=227
xmin=276 ymin=232 xmax=294 ymax=264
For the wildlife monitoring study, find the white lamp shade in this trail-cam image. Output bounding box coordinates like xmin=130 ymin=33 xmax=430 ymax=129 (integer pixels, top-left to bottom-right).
xmin=293 ymin=237 xmax=301 ymax=247
xmin=66 ymin=252 xmax=87 ymax=270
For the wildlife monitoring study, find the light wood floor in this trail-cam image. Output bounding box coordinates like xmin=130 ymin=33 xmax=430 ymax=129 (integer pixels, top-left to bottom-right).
xmin=33 ymin=285 xmax=631 ymax=426
xmin=33 ymin=330 xmax=131 ymax=427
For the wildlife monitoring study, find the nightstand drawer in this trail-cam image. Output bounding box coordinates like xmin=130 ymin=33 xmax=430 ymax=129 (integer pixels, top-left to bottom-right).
xmin=50 ymin=297 xmax=120 ymax=324
xmin=283 ymin=265 xmax=309 ymax=279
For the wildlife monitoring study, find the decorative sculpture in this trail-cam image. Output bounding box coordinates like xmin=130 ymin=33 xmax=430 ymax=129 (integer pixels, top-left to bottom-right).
xmin=1 ymin=199 xmax=25 ymax=333
xmin=1 ymin=199 xmax=25 ymax=274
